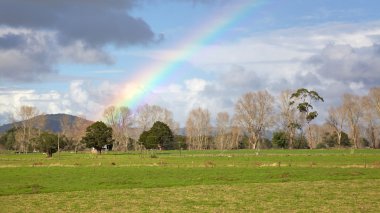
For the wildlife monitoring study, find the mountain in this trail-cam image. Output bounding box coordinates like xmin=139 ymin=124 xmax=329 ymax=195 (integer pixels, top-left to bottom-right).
xmin=0 ymin=114 xmax=93 ymax=133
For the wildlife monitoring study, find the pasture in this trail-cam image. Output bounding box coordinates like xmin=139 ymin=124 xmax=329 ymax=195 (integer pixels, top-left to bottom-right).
xmin=1 ymin=149 xmax=380 ymax=212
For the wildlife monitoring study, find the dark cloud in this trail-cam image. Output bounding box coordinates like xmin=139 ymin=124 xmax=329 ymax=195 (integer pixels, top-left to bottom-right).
xmin=268 ymin=78 xmax=293 ymax=92
xmin=307 ymin=44 xmax=380 ymax=86
xmin=0 ymin=0 xmax=164 ymax=82
xmin=220 ymin=65 xmax=264 ymax=90
xmin=0 ymin=31 xmax=57 ymax=81
xmin=0 ymin=30 xmax=115 ymax=81
xmin=0 ymin=0 xmax=155 ymax=47
xmin=0 ymin=33 xmax=26 ymax=49
xmin=0 ymin=48 xmax=56 ymax=82
xmin=295 ymin=71 xmax=321 ymax=88
xmin=0 ymin=0 xmax=229 ymax=82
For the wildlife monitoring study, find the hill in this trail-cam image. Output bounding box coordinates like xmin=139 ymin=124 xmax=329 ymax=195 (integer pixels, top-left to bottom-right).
xmin=0 ymin=114 xmax=93 ymax=133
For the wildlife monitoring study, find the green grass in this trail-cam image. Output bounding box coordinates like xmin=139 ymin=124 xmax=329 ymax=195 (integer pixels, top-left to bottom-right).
xmin=1 ymin=149 xmax=380 ymax=212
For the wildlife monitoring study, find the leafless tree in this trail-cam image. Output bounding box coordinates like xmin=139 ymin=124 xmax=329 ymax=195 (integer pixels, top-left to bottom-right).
xmin=215 ymin=112 xmax=231 ymax=150
xmin=305 ymin=124 xmax=327 ymax=148
xmin=368 ymin=87 xmax=380 ymax=117
xmin=230 ymin=125 xmax=242 ymax=149
xmin=28 ymin=113 xmax=46 ymax=151
xmin=186 ymin=107 xmax=211 ymax=150
xmin=135 ymin=104 xmax=179 ymax=135
xmin=59 ymin=114 xmax=77 ymax=152
xmin=103 ymin=106 xmax=133 ymax=151
xmin=278 ymin=90 xmax=298 ymax=148
xmin=366 ymin=87 xmax=380 ymax=148
xmin=119 ymin=107 xmax=133 ymax=151
xmin=60 ymin=114 xmax=71 ymax=136
xmin=103 ymin=105 xmax=121 ymax=148
xmin=71 ymin=115 xmax=90 ymax=153
xmin=326 ymin=106 xmax=346 ymax=147
xmin=34 ymin=113 xmax=46 ymax=137
xmin=103 ymin=106 xmax=119 ymax=128
xmin=16 ymin=106 xmax=40 ymax=153
xmin=343 ymin=94 xmax=362 ymax=148
xmin=234 ymin=91 xmax=274 ymax=149
xmin=362 ymin=95 xmax=379 ymax=148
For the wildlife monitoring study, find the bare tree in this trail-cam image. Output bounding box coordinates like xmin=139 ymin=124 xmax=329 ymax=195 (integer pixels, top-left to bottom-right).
xmin=34 ymin=113 xmax=46 ymax=137
xmin=59 ymin=114 xmax=77 ymax=152
xmin=305 ymin=124 xmax=325 ymax=148
xmin=326 ymin=106 xmax=346 ymax=147
xmin=343 ymin=94 xmax=362 ymax=148
xmin=16 ymin=106 xmax=39 ymax=153
xmin=60 ymin=114 xmax=71 ymax=137
xmin=234 ymin=91 xmax=274 ymax=149
xmin=186 ymin=107 xmax=211 ymax=150
xmin=362 ymin=96 xmax=379 ymax=148
xmin=103 ymin=106 xmax=119 ymax=128
xmin=71 ymin=115 xmax=89 ymax=153
xmin=29 ymin=113 xmax=46 ymax=151
xmin=103 ymin=105 xmax=121 ymax=149
xmin=135 ymin=104 xmax=179 ymax=135
xmin=8 ymin=110 xmax=46 ymax=152
xmin=230 ymin=125 xmax=242 ymax=149
xmin=368 ymin=87 xmax=380 ymax=116
xmin=366 ymin=87 xmax=380 ymax=148
xmin=118 ymin=106 xmax=133 ymax=151
xmin=278 ymin=90 xmax=298 ymax=148
xmin=215 ymin=112 xmax=231 ymax=150
xmin=103 ymin=106 xmax=133 ymax=151
xmin=14 ymin=130 xmax=24 ymax=152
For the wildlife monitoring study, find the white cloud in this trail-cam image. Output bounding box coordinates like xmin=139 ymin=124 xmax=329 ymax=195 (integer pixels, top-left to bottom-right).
xmin=2 ymin=21 xmax=380 ymax=126
xmin=69 ymin=80 xmax=89 ymax=104
xmin=185 ymin=78 xmax=207 ymax=92
xmin=137 ymin=21 xmax=380 ymax=74
xmin=0 ymin=79 xmax=121 ymax=125
xmin=0 ymin=88 xmax=68 ymax=124
xmin=126 ymin=21 xmax=380 ymax=125
xmin=67 ymin=80 xmax=120 ymax=119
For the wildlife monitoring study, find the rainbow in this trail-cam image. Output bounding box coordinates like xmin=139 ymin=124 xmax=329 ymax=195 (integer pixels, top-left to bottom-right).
xmin=111 ymin=0 xmax=270 ymax=110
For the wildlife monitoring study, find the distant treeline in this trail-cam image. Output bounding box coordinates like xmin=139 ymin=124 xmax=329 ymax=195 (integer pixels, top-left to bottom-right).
xmin=1 ymin=87 xmax=379 ymax=153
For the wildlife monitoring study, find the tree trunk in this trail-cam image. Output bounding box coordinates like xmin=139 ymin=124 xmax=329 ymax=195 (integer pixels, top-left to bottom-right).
xmin=337 ymin=131 xmax=342 ymax=148
xmin=288 ymin=131 xmax=294 ymax=149
xmin=252 ymin=141 xmax=257 ymax=150
xmin=22 ymin=125 xmax=27 ymax=154
xmin=307 ymin=125 xmax=313 ymax=149
xmin=370 ymin=127 xmax=376 ymax=149
xmin=353 ymin=127 xmax=359 ymax=149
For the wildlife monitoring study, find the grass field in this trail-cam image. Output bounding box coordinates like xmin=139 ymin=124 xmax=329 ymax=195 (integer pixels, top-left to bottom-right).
xmin=1 ymin=149 xmax=380 ymax=212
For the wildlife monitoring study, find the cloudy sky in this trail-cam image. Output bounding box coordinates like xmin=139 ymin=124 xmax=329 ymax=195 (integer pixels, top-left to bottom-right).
xmin=1 ymin=0 xmax=380 ymax=126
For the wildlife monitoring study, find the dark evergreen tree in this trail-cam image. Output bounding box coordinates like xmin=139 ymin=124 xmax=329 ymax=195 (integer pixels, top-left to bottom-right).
xmin=139 ymin=121 xmax=175 ymax=150
xmin=174 ymin=135 xmax=187 ymax=149
xmin=0 ymin=127 xmax=17 ymax=150
xmin=322 ymin=131 xmax=350 ymax=148
xmin=293 ymin=134 xmax=309 ymax=149
xmin=35 ymin=132 xmax=67 ymax=157
xmin=81 ymin=121 xmax=113 ymax=154
xmin=272 ymin=131 xmax=288 ymax=148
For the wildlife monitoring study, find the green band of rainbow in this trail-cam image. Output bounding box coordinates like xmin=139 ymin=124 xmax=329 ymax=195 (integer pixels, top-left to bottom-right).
xmin=110 ymin=0 xmax=270 ymax=111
